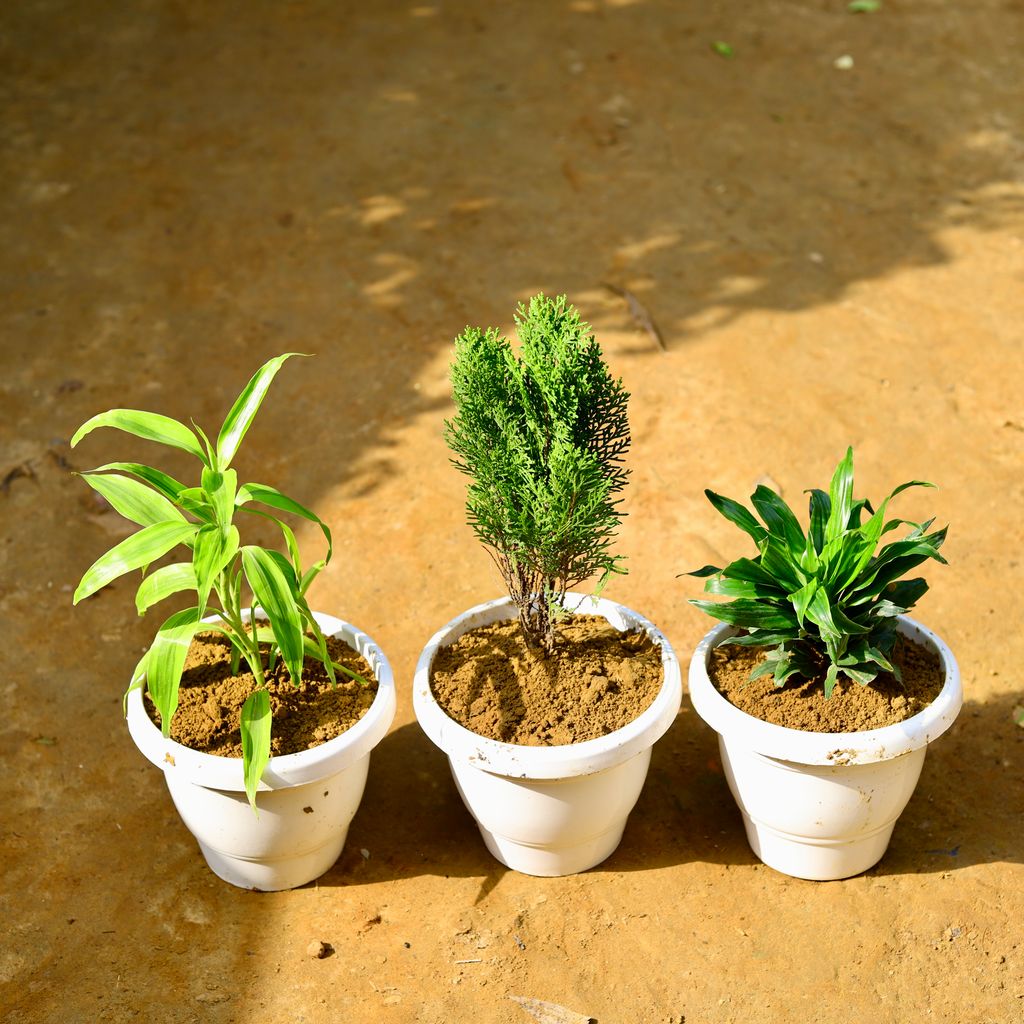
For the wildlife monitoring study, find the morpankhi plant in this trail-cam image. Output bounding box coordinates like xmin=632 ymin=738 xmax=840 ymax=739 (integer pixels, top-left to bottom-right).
xmin=72 ymin=353 xmax=363 ymax=808
xmin=687 ymin=447 xmax=947 ymax=697
xmin=445 ymin=293 xmax=630 ymax=654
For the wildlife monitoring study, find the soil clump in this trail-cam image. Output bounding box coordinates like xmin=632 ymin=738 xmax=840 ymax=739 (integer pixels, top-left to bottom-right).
xmin=145 ymin=630 xmax=378 ymax=756
xmin=709 ymin=634 xmax=943 ymax=732
xmin=430 ymin=614 xmax=663 ymax=745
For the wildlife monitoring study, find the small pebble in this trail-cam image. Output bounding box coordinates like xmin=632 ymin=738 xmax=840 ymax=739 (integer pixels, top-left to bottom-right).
xmin=307 ymin=940 xmax=334 ymax=959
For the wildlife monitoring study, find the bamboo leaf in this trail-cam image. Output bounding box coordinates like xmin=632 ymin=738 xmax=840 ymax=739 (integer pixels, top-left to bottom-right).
xmin=216 ymin=354 xmax=304 ymax=469
xmin=74 ymin=521 xmax=198 ymax=604
xmin=71 ymin=409 xmax=208 ymax=464
xmin=241 ymin=546 xmax=304 ymax=683
xmin=87 ymin=462 xmax=186 ymax=504
xmin=236 ymin=481 xmax=332 ymax=563
xmin=147 ymin=607 xmax=203 ymax=736
xmin=193 ymin=524 xmax=240 ymax=616
xmin=135 ymin=562 xmax=197 ymax=614
xmin=80 ymin=471 xmax=186 ymax=528
xmin=201 ymin=467 xmax=238 ymax=534
xmin=240 ymin=690 xmax=272 ymax=812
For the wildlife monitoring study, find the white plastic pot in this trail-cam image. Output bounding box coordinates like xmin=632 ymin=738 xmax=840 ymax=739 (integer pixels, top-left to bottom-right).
xmin=127 ymin=611 xmax=396 ymax=891
xmin=413 ymin=593 xmax=682 ymax=877
xmin=688 ymin=615 xmax=962 ymax=881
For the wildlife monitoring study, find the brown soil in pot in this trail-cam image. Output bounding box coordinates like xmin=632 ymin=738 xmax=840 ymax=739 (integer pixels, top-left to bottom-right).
xmin=145 ymin=630 xmax=378 ymax=757
xmin=709 ymin=634 xmax=944 ymax=733
xmin=429 ymin=614 xmax=664 ymax=745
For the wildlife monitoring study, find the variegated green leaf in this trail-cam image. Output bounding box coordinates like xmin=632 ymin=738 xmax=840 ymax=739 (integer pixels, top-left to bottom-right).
xmin=240 ymin=689 xmax=272 ymax=812
xmin=135 ymin=562 xmax=197 ymax=614
xmin=80 ymin=471 xmax=186 ymax=528
xmin=74 ymin=521 xmax=198 ymax=604
xmin=71 ymin=409 xmax=208 ymax=464
xmin=236 ymin=481 xmax=332 ymax=563
xmin=146 ymin=607 xmax=203 ymax=736
xmin=217 ymin=353 xmax=304 ymax=469
xmin=201 ymin=467 xmax=238 ymax=534
xmin=193 ymin=524 xmax=240 ymax=616
xmin=241 ymin=546 xmax=304 ymax=683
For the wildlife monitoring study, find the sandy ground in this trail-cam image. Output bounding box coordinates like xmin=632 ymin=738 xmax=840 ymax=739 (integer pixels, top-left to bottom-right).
xmin=2 ymin=1 xmax=1023 ymax=1022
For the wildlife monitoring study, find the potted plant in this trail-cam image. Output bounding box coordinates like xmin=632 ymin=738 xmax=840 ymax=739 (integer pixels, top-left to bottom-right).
xmin=685 ymin=448 xmax=962 ymax=880
xmin=71 ymin=353 xmax=396 ymax=891
xmin=413 ymin=294 xmax=682 ymax=877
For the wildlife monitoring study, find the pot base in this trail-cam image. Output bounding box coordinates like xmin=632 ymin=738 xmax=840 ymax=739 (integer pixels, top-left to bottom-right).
xmin=478 ymin=822 xmax=626 ymax=877
xmin=740 ymin=813 xmax=898 ymax=882
xmin=198 ymin=830 xmax=351 ymax=891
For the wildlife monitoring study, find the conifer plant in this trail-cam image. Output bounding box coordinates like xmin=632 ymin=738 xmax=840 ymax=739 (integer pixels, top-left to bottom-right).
xmin=445 ymin=293 xmax=631 ymax=654
xmin=71 ymin=354 xmax=364 ymax=809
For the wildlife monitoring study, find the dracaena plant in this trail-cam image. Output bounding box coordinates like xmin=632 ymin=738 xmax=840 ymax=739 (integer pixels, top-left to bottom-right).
xmin=687 ymin=448 xmax=947 ymax=698
xmin=72 ymin=353 xmax=359 ymax=809
xmin=445 ymin=293 xmax=630 ymax=654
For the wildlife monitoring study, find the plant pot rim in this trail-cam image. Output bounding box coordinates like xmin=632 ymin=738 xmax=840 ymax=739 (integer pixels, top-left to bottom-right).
xmin=413 ymin=592 xmax=682 ymax=779
xmin=126 ymin=610 xmax=397 ymax=792
xmin=687 ymin=614 xmax=962 ymax=766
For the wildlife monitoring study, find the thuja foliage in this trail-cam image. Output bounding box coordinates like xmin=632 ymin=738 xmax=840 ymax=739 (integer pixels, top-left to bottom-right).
xmin=446 ymin=293 xmax=631 ymax=654
xmin=688 ymin=448 xmax=947 ymax=697
xmin=72 ymin=354 xmax=364 ymax=809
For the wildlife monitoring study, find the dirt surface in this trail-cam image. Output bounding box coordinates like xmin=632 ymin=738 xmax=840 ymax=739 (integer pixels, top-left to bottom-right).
xmin=430 ymin=616 xmax=663 ymax=744
xmin=2 ymin=2 xmax=1023 ymax=1023
xmin=709 ymin=633 xmax=943 ymax=732
xmin=154 ymin=631 xmax=378 ymax=757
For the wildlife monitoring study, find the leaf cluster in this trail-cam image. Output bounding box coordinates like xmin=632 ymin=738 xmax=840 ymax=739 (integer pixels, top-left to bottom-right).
xmin=445 ymin=294 xmax=631 ymax=652
xmin=688 ymin=448 xmax=947 ymax=697
xmin=72 ymin=354 xmax=359 ymax=809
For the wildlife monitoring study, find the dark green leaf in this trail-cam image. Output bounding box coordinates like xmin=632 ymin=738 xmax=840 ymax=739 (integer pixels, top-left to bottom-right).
xmin=216 ymin=354 xmax=304 ymax=470
xmin=240 ymin=690 xmax=272 ymax=812
xmin=806 ymin=488 xmax=831 ymax=555
xmin=759 ymin=535 xmax=806 ymax=591
xmin=789 ymin=579 xmax=819 ymax=628
xmin=825 ymin=447 xmax=855 ymax=544
xmin=704 ymin=489 xmax=768 ymax=545
xmin=74 ymin=521 xmax=198 ymax=604
xmin=750 ymin=485 xmax=805 ymax=554
xmin=71 ymin=409 xmax=207 ymax=464
xmin=690 ymin=598 xmax=798 ymax=630
xmin=720 ymin=557 xmax=779 ymax=586
xmin=684 ymin=564 xmax=722 ymax=578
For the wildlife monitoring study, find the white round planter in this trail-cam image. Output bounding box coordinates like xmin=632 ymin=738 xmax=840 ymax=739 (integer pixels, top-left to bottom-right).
xmin=413 ymin=593 xmax=682 ymax=877
xmin=127 ymin=611 xmax=396 ymax=891
xmin=688 ymin=615 xmax=962 ymax=881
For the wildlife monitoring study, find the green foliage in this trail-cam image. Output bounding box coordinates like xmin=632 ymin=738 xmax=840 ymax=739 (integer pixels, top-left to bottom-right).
xmin=687 ymin=448 xmax=947 ymax=697
xmin=72 ymin=354 xmax=359 ymax=810
xmin=446 ymin=293 xmax=631 ymax=653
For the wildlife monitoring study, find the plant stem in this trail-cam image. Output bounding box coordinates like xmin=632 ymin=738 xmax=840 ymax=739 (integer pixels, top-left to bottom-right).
xmin=214 ymin=568 xmax=265 ymax=687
